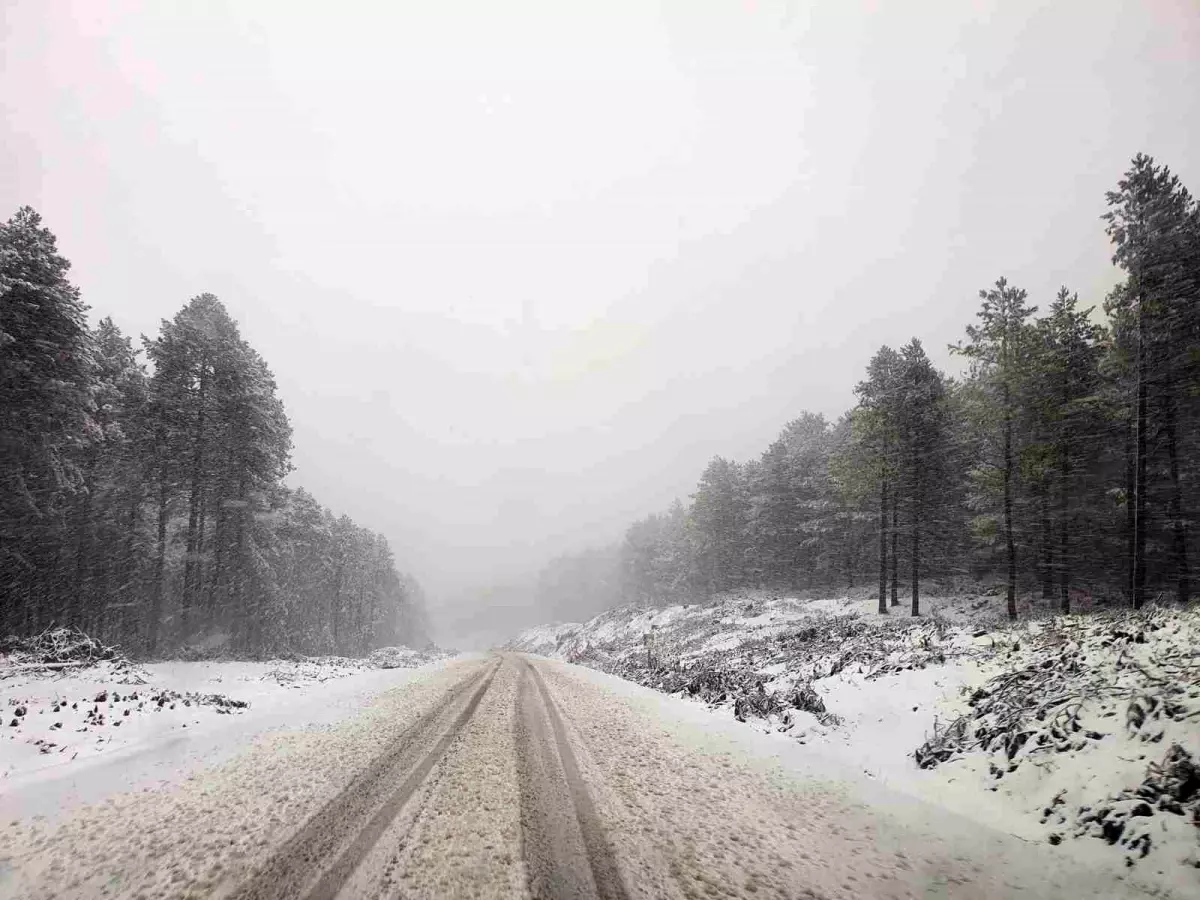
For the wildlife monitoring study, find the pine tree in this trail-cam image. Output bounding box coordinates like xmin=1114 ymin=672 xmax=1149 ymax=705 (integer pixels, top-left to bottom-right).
xmin=654 ymin=499 xmax=698 ymax=601
xmin=0 ymin=207 xmax=93 ymax=630
xmin=954 ymin=278 xmax=1037 ymax=619
xmin=691 ymin=457 xmax=750 ymax=594
xmin=603 ymin=156 xmax=1198 ymax=624
xmin=145 ymin=295 xmax=286 ymax=641
xmin=210 ymin=342 xmax=292 ymax=649
xmin=894 ymin=339 xmax=951 ymax=616
xmin=0 ymin=207 xmax=427 ymax=655
xmin=847 ymin=346 xmax=903 ymax=613
xmin=77 ymin=317 xmax=148 ymax=639
xmin=620 ymin=512 xmax=670 ymax=605
xmin=826 ymin=413 xmax=877 ymax=592
xmin=1104 ymin=154 xmax=1198 ymax=607
xmin=1026 ymin=289 xmax=1105 ymax=612
xmin=751 ymin=413 xmax=840 ymax=588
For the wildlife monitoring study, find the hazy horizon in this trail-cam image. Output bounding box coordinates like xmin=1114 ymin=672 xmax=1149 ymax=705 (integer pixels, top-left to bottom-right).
xmin=4 ymin=0 xmax=1198 ymax=644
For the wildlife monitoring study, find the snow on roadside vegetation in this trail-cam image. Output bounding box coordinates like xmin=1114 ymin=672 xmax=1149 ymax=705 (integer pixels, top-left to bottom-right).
xmin=508 ymin=592 xmax=1200 ymax=885
xmin=0 ymin=629 xmax=451 ymax=790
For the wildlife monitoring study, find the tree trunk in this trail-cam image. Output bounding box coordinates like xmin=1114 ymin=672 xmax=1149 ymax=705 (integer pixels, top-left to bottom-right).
xmin=96 ymin=550 xmax=113 ymax=644
xmin=193 ymin=492 xmax=208 ymax=632
xmin=209 ymin=501 xmax=226 ymax=630
xmin=332 ymin=561 xmax=343 ymax=651
xmin=233 ymin=475 xmax=249 ymax=650
xmin=1163 ymin=394 xmax=1190 ymax=604
xmin=184 ymin=484 xmax=202 ymax=619
xmin=122 ymin=482 xmax=141 ymax=646
xmin=1133 ymin=306 xmax=1149 ymax=609
xmin=1128 ymin=352 xmax=1147 ymax=607
xmin=183 ymin=359 xmax=209 ymax=629
xmin=149 ymin=479 xmax=169 ymax=655
xmin=890 ymin=491 xmax=899 ymax=606
xmin=911 ymin=443 xmax=920 ymax=617
xmin=1060 ymin=440 xmax=1071 ymax=614
xmin=1040 ymin=486 xmax=1053 ymax=599
xmin=1125 ymin=415 xmax=1136 ymax=601
xmin=1003 ymin=382 xmax=1017 ymax=620
xmin=72 ymin=463 xmax=95 ymax=629
xmin=911 ymin=501 xmax=920 ymax=616
xmin=877 ymin=474 xmax=888 ymax=614
xmin=210 ymin=443 xmax=239 ymax=631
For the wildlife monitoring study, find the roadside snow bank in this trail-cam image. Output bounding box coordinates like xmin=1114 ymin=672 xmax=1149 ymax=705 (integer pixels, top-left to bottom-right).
xmin=0 ymin=642 xmax=454 ymax=818
xmin=0 ymin=658 xmax=483 ymax=900
xmin=916 ymin=606 xmax=1200 ymax=873
xmin=555 ymin=659 xmax=1170 ymax=900
xmin=509 ymin=593 xmax=1200 ymax=886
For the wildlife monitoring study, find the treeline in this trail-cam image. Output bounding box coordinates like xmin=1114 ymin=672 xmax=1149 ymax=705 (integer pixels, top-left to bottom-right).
xmin=533 ymin=544 xmax=623 ymax=625
xmin=0 ymin=208 xmax=428 ymax=656
xmin=549 ymin=154 xmax=1199 ymax=620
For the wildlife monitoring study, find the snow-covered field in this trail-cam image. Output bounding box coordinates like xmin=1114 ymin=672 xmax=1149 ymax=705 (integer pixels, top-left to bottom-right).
xmin=509 ymin=591 xmax=1200 ymax=894
xmin=0 ymin=644 xmax=454 ymax=820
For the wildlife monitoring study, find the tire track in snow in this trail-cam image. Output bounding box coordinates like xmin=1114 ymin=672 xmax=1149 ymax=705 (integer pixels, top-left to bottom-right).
xmin=516 ymin=656 xmax=630 ymax=900
xmin=227 ymin=658 xmax=499 ymax=900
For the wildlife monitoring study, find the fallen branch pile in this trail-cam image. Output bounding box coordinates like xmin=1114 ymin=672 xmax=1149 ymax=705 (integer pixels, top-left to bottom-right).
xmin=913 ymin=605 xmax=1200 ymax=866
xmin=563 ymin=610 xmax=975 ymax=729
xmin=568 ymin=645 xmax=844 ymax=727
xmin=0 ymin=627 xmax=142 ymax=680
xmin=915 ymin=608 xmax=1199 ymax=773
xmin=369 ymin=646 xmax=434 ymax=669
xmin=1068 ymin=744 xmax=1200 ymax=862
xmin=673 ymin=611 xmax=970 ymax=692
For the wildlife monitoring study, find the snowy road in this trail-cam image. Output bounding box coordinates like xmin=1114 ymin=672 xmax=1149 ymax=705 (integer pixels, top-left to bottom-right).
xmin=0 ymin=654 xmax=1158 ymax=899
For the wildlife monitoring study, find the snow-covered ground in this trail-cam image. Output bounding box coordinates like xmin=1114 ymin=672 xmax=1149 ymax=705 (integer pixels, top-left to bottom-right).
xmin=2 ymin=654 xmax=1159 ymax=900
xmin=551 ymin=659 xmax=1161 ymax=899
xmin=509 ymin=591 xmax=1200 ymax=893
xmin=0 ymin=648 xmax=455 ymax=820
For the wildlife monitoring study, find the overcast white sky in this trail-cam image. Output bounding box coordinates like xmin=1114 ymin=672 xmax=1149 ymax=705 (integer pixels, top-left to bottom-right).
xmin=3 ymin=0 xmax=1198 ymax=641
